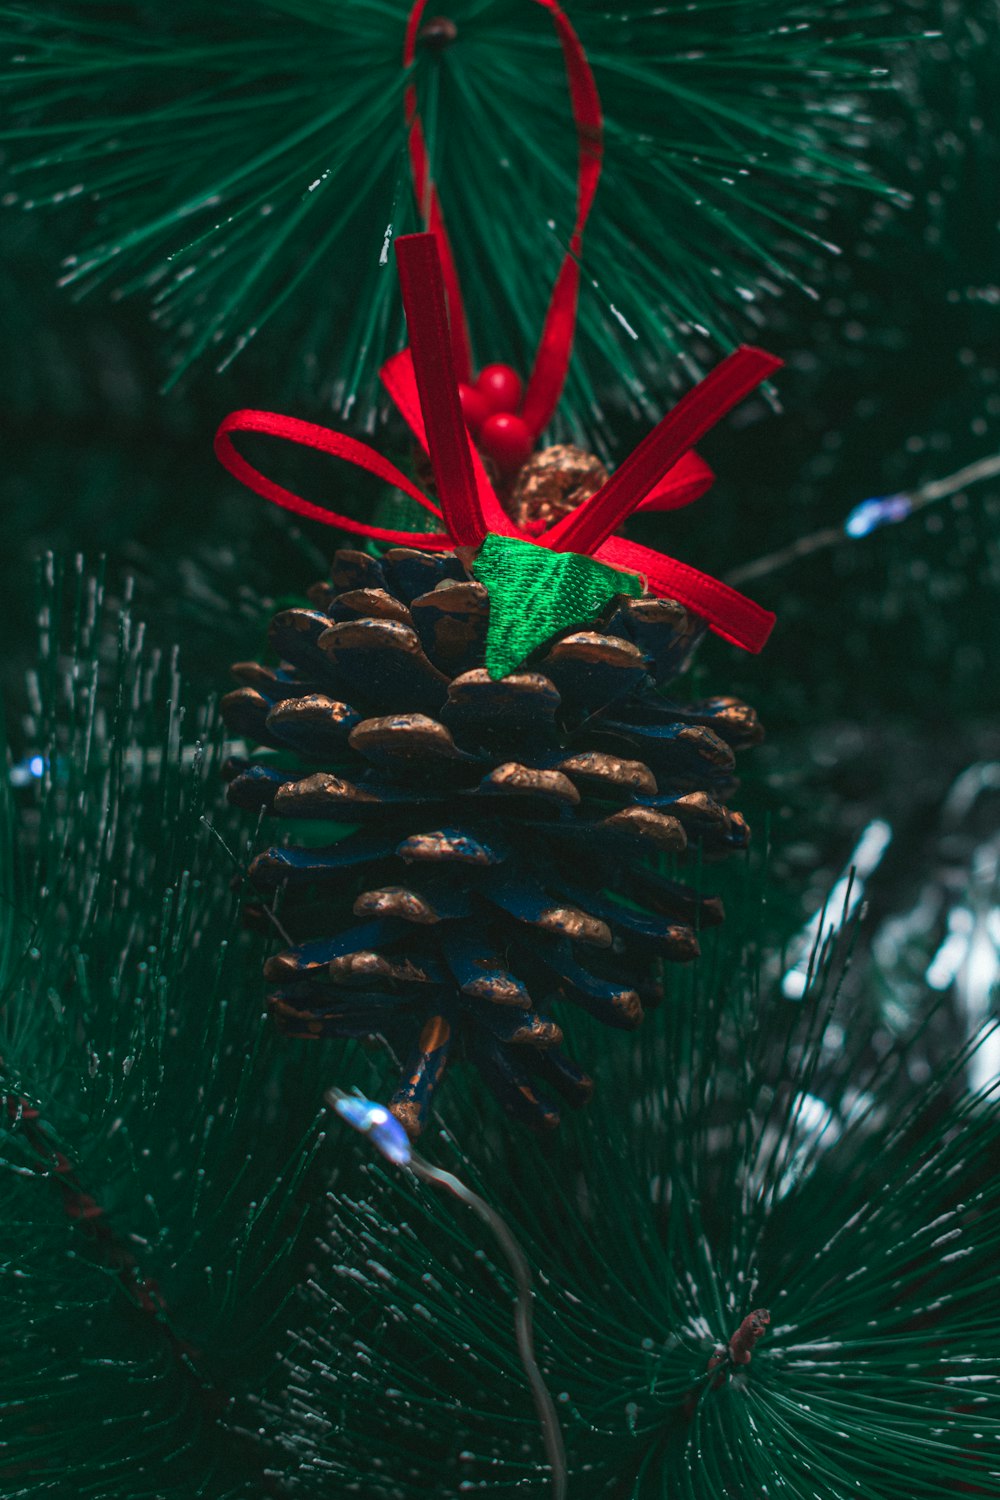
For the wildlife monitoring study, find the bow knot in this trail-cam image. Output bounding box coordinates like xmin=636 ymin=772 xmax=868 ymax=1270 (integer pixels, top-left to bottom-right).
xmin=214 ymin=0 xmax=780 ymax=658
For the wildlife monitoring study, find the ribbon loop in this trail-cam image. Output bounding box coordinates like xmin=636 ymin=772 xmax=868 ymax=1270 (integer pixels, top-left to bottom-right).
xmin=213 ymin=409 xmax=452 ymax=549
xmin=403 ymin=1 xmax=474 ymax=382
xmin=404 ymin=0 xmax=602 ymax=434
xmin=636 ymin=451 xmax=715 ymax=514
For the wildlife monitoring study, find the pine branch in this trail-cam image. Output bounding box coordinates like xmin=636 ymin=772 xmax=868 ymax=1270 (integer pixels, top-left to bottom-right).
xmin=0 ymin=0 xmax=914 ymax=430
xmin=0 ymin=559 xmax=334 ymax=1498
xmin=257 ymin=873 xmax=1000 ymax=1496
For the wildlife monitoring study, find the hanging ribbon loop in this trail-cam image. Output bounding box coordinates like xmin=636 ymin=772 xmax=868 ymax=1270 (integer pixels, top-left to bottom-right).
xmin=215 ymin=0 xmax=780 ymax=659
xmin=403 ymin=1 xmax=474 ymax=383
xmin=403 ymin=0 xmax=603 ymax=435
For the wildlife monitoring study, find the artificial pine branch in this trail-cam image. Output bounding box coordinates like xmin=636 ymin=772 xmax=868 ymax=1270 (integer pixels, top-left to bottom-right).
xmin=2 ymin=8 xmax=997 ymax=1498
xmin=256 ymin=882 xmax=1000 ymax=1497
xmin=0 ymin=560 xmax=336 ymax=1498
xmin=3 ymin=550 xmax=998 ymax=1497
xmin=0 ymin=0 xmax=911 ymax=428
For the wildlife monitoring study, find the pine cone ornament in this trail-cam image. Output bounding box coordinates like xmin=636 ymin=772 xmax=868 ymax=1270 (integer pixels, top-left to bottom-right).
xmin=221 ymin=542 xmax=762 ymax=1137
xmin=214 ymin=229 xmax=779 ymax=1138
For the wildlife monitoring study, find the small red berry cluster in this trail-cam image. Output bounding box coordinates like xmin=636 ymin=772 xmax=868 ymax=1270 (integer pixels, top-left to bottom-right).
xmin=458 ymin=363 xmax=534 ymax=476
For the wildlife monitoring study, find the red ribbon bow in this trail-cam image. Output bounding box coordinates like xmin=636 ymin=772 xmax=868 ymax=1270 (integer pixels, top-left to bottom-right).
xmin=214 ymin=1 xmax=780 ymax=653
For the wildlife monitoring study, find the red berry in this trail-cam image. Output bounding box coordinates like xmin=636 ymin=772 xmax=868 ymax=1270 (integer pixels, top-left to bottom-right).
xmin=478 ymin=412 xmax=534 ymax=473
xmin=458 ymin=382 xmax=490 ymax=434
xmin=476 ymin=363 xmax=523 ymax=415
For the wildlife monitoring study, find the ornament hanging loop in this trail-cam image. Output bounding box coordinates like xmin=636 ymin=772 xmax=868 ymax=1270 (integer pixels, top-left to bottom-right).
xmin=403 ymin=0 xmax=604 ymax=432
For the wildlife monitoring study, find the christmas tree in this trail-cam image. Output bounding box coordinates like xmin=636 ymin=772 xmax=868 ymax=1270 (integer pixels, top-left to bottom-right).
xmin=3 ymin=3 xmax=1000 ymax=1497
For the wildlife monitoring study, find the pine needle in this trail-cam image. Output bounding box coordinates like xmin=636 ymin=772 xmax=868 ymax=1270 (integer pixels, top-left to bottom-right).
xmin=0 ymin=1 xmax=915 ymax=430
xmin=258 ymin=874 xmax=1000 ymax=1496
xmin=0 ymin=559 xmax=331 ymax=1498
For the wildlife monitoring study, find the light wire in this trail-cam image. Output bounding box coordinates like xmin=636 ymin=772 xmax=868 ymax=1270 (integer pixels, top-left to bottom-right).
xmin=326 ymin=1087 xmax=567 ymax=1500
xmin=726 ymin=450 xmax=1000 ymax=587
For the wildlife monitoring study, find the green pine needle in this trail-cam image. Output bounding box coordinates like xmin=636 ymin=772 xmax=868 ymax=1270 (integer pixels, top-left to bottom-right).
xmin=3 ymin=554 xmax=999 ymax=1497
xmin=0 ymin=558 xmax=332 ymax=1498
xmin=257 ymin=880 xmax=1000 ymax=1497
xmin=0 ymin=1 xmax=913 ymax=430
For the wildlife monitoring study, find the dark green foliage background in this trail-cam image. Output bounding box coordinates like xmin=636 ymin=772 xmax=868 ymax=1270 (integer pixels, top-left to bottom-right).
xmin=2 ymin=1 xmax=1000 ymax=1496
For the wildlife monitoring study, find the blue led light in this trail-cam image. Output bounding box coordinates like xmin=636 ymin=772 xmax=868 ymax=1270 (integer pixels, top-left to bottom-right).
xmin=9 ymin=755 xmax=47 ymax=788
xmin=331 ymin=1093 xmax=412 ymax=1166
xmin=844 ymin=493 xmax=912 ymax=539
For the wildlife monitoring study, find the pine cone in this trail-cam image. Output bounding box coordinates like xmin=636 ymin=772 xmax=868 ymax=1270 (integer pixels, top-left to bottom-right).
xmin=222 ymin=546 xmax=762 ymax=1137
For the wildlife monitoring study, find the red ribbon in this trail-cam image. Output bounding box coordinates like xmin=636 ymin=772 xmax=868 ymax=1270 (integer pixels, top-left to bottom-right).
xmin=213 ymin=3 xmax=778 ymax=654
xmin=404 ymin=0 xmax=602 ymax=435
xmin=214 ymin=232 xmax=779 ymax=654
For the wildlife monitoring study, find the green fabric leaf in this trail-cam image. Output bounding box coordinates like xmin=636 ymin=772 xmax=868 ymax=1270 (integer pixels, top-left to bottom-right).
xmin=471 ymin=533 xmax=643 ymax=680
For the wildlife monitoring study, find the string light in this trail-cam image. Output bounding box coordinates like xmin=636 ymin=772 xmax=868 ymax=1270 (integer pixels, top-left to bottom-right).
xmin=728 ymin=450 xmax=1000 ymax=586
xmin=327 ymin=1087 xmax=568 ymax=1500
xmin=843 ymin=492 xmax=913 ymax=537
xmin=328 ymin=1093 xmax=412 ymax=1167
xmin=8 ymin=742 xmax=246 ymax=787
